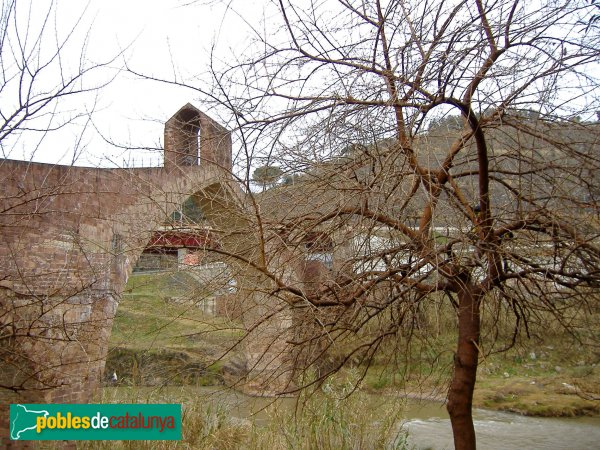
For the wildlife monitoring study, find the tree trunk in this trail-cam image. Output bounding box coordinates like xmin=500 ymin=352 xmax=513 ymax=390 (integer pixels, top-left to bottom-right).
xmin=447 ymin=282 xmax=481 ymax=450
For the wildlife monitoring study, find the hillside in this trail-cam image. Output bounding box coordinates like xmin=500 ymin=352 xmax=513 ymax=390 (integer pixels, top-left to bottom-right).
xmin=105 ymin=272 xmax=242 ymax=386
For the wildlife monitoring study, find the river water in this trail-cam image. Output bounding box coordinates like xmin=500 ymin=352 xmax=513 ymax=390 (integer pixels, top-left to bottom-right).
xmin=105 ymin=386 xmax=600 ymax=449
xmin=218 ymin=388 xmax=600 ymax=450
xmin=402 ymin=401 xmax=600 ymax=450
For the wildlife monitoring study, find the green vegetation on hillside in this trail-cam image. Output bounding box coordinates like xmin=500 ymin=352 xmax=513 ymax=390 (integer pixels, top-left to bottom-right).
xmin=107 ymin=272 xmax=600 ymax=417
xmin=355 ymin=298 xmax=600 ymax=417
xmin=106 ymin=272 xmax=241 ymax=386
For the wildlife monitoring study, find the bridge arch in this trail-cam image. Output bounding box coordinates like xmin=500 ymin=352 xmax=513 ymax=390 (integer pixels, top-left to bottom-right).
xmin=0 ymin=105 xmax=287 ymax=447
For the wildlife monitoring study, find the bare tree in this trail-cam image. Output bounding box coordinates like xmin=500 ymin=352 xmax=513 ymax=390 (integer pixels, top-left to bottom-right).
xmin=0 ymin=0 xmax=120 ymax=421
xmin=0 ymin=0 xmax=118 ymax=162
xmin=172 ymin=1 xmax=600 ymax=449
xmin=112 ymin=1 xmax=600 ymax=448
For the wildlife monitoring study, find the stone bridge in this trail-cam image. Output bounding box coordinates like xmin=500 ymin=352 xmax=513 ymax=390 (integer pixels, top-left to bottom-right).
xmin=0 ymin=104 xmax=300 ymax=447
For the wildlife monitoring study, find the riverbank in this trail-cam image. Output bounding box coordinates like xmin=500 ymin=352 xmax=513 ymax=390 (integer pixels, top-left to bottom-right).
xmin=359 ymin=353 xmax=600 ymax=417
xmin=474 ymin=375 xmax=600 ymax=417
xmin=369 ymin=375 xmax=600 ymax=418
xmin=107 ymin=272 xmax=600 ymax=419
xmin=89 ymin=384 xmax=600 ymax=450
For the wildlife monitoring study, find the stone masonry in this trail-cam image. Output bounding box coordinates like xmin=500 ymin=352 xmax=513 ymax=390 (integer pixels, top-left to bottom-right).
xmin=0 ymin=104 xmax=246 ymax=447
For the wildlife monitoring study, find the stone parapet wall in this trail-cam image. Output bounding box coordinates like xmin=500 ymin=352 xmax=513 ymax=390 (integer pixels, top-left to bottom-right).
xmin=0 ymin=103 xmax=238 ymax=444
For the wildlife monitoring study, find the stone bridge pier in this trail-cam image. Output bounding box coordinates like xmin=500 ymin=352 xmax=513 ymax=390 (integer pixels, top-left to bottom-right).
xmin=0 ymin=104 xmax=296 ymax=447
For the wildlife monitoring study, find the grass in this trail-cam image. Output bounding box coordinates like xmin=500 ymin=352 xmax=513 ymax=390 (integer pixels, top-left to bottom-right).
xmin=335 ymin=298 xmax=600 ymax=418
xmin=106 ymin=272 xmax=242 ymax=386
xmin=472 ymin=349 xmax=600 ymax=416
xmin=251 ymin=379 xmax=409 ymax=450
xmin=111 ymin=272 xmax=240 ymax=350
xmin=110 ymin=271 xmax=600 ymax=418
xmin=356 ymin=330 xmax=600 ymax=417
xmin=94 ymin=272 xmax=412 ymax=448
xmin=77 ymin=381 xmax=410 ymax=450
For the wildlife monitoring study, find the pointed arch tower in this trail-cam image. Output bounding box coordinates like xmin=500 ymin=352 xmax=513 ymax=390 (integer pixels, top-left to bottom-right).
xmin=164 ymin=103 xmax=232 ymax=171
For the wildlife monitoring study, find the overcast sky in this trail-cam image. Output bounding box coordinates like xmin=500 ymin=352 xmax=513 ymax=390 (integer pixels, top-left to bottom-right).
xmin=3 ymin=0 xmax=598 ymax=168
xmin=3 ymin=0 xmax=266 ymax=167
